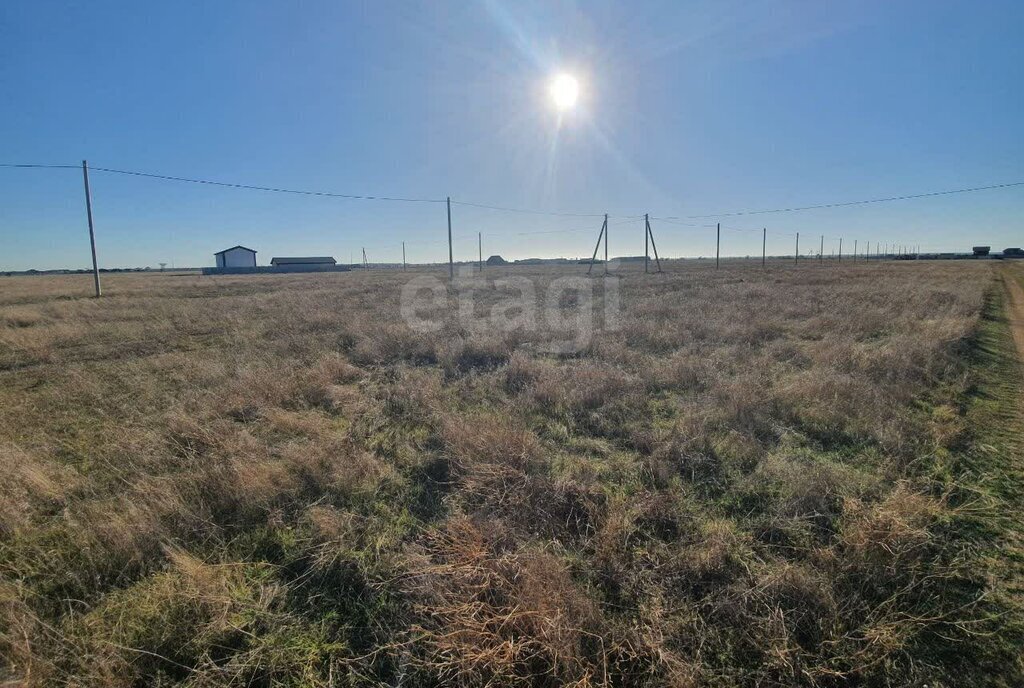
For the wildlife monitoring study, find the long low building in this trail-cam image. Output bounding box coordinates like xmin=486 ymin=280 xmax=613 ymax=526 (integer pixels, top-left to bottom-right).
xmin=203 ymin=250 xmax=348 ymax=275
xmin=270 ymin=256 xmax=337 ymax=267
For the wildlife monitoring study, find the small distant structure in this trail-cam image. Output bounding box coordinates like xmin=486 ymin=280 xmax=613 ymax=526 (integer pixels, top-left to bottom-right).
xmin=972 ymin=246 xmax=991 ymax=257
xmin=270 ymin=256 xmax=337 ymax=268
xmin=215 ymin=245 xmax=257 ymax=268
xmin=486 ymin=255 xmax=508 ymax=266
xmin=1003 ymin=247 xmax=1024 ymax=258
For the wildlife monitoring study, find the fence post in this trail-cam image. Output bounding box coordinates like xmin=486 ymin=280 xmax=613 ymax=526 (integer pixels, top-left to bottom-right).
xmin=81 ymin=160 xmax=101 ymax=297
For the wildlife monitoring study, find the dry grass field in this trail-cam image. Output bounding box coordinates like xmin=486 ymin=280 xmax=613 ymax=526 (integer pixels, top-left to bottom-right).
xmin=2 ymin=260 xmax=1023 ymax=686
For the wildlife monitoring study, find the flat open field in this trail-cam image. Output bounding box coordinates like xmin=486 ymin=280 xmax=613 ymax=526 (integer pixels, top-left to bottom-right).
xmin=2 ymin=260 xmax=1023 ymax=686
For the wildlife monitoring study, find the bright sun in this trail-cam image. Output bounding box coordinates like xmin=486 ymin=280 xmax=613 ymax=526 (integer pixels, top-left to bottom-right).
xmin=549 ymin=73 xmax=579 ymax=111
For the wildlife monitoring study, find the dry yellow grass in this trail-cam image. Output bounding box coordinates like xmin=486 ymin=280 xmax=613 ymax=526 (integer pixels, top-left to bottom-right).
xmin=1 ymin=259 xmax=1020 ymax=686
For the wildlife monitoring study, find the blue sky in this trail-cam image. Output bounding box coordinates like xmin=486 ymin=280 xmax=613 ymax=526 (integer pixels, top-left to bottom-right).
xmin=1 ymin=0 xmax=1022 ymax=270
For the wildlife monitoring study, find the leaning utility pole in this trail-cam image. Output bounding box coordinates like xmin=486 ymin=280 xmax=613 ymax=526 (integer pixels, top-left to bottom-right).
xmin=81 ymin=160 xmax=101 ymax=297
xmin=587 ymin=215 xmax=608 ymax=275
xmin=604 ymin=213 xmax=609 ymax=274
xmin=644 ymin=214 xmax=663 ymax=273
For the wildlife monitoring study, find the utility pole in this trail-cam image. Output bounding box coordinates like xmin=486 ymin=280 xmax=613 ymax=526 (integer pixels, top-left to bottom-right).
xmin=819 ymin=235 xmax=824 ymax=263
xmin=81 ymin=160 xmax=101 ymax=297
xmin=604 ymin=213 xmax=609 ymax=274
xmin=762 ymin=227 xmax=766 ymax=267
xmin=587 ymin=216 xmax=608 ymax=275
xmin=644 ymin=213 xmax=650 ymax=273
xmin=795 ymin=232 xmax=799 ymax=266
xmin=645 ymin=214 xmax=663 ymax=273
xmin=716 ymin=223 xmax=721 ymax=270
xmin=477 ymin=232 xmax=482 ymax=272
xmin=446 ymin=196 xmax=453 ymax=280
xmin=402 ymin=241 xmax=406 ymax=272
xmin=838 ymin=238 xmax=843 ymax=263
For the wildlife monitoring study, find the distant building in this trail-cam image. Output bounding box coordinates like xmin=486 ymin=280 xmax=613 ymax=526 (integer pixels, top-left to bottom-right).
xmin=215 ymin=245 xmax=257 ymax=268
xmin=1003 ymin=248 xmax=1024 ymax=258
xmin=972 ymin=246 xmax=991 ymax=256
xmin=270 ymin=257 xmax=337 ymax=267
xmin=486 ymin=255 xmax=508 ymax=266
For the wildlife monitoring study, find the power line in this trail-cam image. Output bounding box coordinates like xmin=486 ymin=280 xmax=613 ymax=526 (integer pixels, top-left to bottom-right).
xmin=686 ymin=180 xmax=1024 ymax=218
xmin=0 ymin=163 xmax=80 ymax=170
xmin=89 ymin=166 xmax=447 ymax=203
xmin=4 ymin=161 xmax=1022 ymax=223
xmin=1 ymin=162 xmax=631 ymax=218
xmin=2 ymin=162 xmax=444 ymax=203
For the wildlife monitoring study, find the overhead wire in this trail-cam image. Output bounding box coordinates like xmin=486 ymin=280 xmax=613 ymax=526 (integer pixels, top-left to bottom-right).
xmin=4 ymin=161 xmax=1021 ymax=222
xmin=2 ymin=162 xmax=1018 ymax=261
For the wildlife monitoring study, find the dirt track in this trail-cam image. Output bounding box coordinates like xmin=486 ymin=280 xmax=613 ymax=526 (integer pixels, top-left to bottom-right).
xmin=1004 ymin=265 xmax=1024 ymax=365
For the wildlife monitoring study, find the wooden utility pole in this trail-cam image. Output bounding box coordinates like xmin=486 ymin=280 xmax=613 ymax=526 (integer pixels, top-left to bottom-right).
xmin=644 ymin=213 xmax=650 ymax=273
xmin=81 ymin=160 xmax=101 ymax=297
xmin=854 ymin=239 xmax=858 ymax=262
xmin=716 ymin=223 xmax=720 ymax=269
xmin=762 ymin=227 xmax=766 ymax=267
xmin=402 ymin=241 xmax=406 ymax=271
xmin=645 ymin=214 xmax=663 ymax=273
xmin=795 ymin=232 xmax=799 ymax=266
xmin=587 ymin=216 xmax=608 ymax=275
xmin=604 ymin=213 xmax=609 ymax=274
xmin=838 ymin=238 xmax=843 ymax=263
xmin=819 ymin=235 xmax=824 ymax=263
xmin=446 ymin=196 xmax=453 ymax=280
xmin=477 ymin=232 xmax=482 ymax=272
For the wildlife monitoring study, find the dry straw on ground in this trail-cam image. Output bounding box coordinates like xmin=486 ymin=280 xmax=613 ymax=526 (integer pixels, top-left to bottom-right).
xmin=1 ymin=260 xmax=1020 ymax=686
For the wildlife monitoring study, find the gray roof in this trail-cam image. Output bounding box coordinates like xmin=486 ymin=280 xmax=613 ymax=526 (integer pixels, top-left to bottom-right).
xmin=270 ymin=256 xmax=337 ymax=265
xmin=214 ymin=245 xmax=257 ymax=255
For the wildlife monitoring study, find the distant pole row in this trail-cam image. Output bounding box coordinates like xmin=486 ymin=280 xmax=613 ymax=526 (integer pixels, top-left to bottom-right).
xmin=76 ymin=164 xmax=922 ymax=296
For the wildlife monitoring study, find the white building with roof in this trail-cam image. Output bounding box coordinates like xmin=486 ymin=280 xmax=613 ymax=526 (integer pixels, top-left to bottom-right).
xmin=214 ymin=245 xmax=257 ymax=268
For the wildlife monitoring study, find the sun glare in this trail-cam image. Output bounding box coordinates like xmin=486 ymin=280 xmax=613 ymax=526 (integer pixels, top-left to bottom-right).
xmin=549 ymin=73 xmax=579 ymax=111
